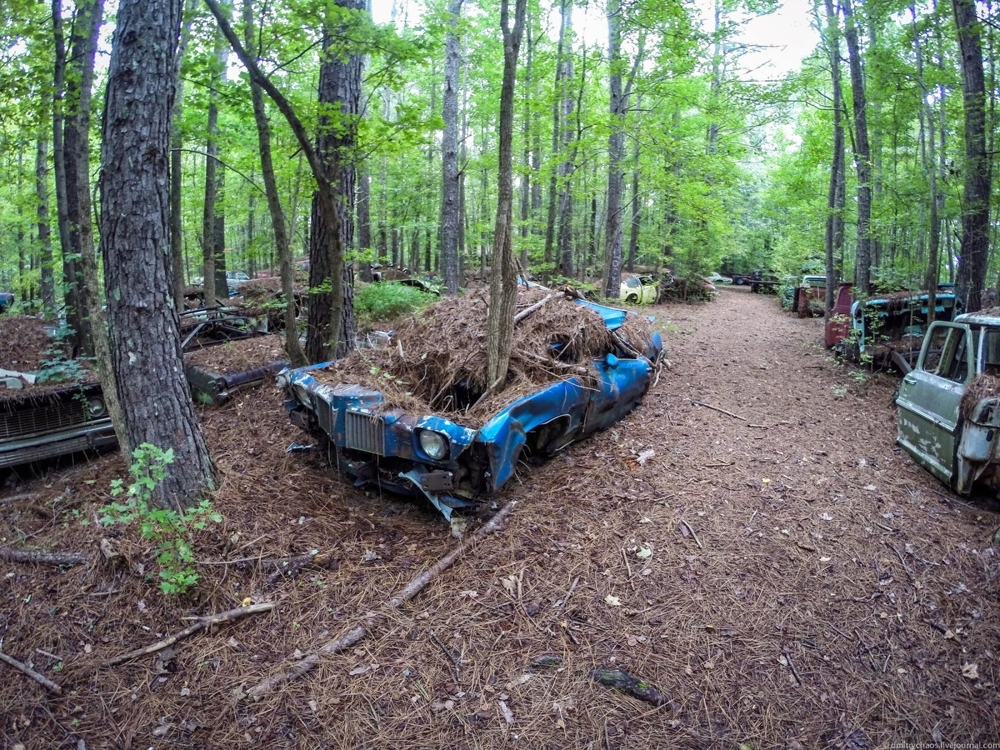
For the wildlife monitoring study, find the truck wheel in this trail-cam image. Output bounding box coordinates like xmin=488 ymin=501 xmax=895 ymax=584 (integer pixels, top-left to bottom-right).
xmin=735 ymin=278 xmax=744 ymax=285
xmin=626 ymin=294 xmax=638 ymax=303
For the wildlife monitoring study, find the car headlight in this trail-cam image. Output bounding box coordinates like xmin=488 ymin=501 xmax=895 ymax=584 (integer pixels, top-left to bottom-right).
xmin=418 ymin=430 xmax=449 ymax=460
xmin=87 ymin=397 xmax=106 ymax=418
xmin=292 ymin=383 xmax=314 ymax=410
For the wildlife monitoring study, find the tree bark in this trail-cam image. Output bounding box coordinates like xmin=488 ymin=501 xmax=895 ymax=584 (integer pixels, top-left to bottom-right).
xmin=51 ymin=0 xmax=70 ymax=318
xmin=823 ymin=0 xmax=845 ymax=313
xmin=201 ymin=30 xmax=226 ymax=308
xmin=242 ymin=0 xmax=306 ymax=366
xmin=100 ymin=0 xmax=217 ymax=510
xmin=440 ymin=0 xmax=463 ymax=296
xmin=309 ymin=0 xmax=365 ymax=360
xmin=486 ymin=0 xmax=527 ymax=388
xmin=170 ymin=0 xmax=196 ymax=309
xmin=626 ymin=99 xmax=641 ymax=274
xmin=544 ymin=0 xmax=570 ymax=268
xmin=35 ymin=135 xmax=56 ymax=319
xmin=842 ymin=0 xmax=872 ymax=293
xmin=555 ymin=0 xmax=574 ymax=278
xmin=952 ymin=0 xmax=991 ymax=312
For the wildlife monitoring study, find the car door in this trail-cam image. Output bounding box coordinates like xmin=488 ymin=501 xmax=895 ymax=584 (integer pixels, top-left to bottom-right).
xmin=896 ymin=321 xmax=975 ymax=487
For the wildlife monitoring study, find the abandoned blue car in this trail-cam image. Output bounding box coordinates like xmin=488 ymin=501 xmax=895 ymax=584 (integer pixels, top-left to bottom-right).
xmin=278 ymin=290 xmax=663 ymax=519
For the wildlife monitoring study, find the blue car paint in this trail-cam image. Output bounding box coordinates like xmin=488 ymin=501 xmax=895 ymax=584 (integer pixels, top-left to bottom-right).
xmin=280 ymin=301 xmax=663 ymax=519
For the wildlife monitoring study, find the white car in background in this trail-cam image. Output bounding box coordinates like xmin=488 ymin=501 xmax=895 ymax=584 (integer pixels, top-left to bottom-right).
xmin=707 ymin=272 xmax=733 ymax=285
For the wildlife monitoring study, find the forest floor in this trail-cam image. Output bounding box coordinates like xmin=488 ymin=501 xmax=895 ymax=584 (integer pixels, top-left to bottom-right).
xmin=3 ymin=286 xmax=1000 ymax=749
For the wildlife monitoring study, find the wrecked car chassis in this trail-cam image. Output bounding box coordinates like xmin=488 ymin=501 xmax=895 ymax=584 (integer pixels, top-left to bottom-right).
xmin=282 ymin=347 xmax=657 ymax=519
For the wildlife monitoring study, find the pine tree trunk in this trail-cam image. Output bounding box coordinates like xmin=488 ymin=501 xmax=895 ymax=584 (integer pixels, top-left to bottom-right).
xmin=35 ymin=135 xmax=56 ymax=319
xmin=101 ymin=0 xmax=217 ymax=510
xmin=440 ymin=0 xmax=463 ymax=296
xmin=201 ymin=49 xmax=221 ymax=309
xmin=486 ymin=0 xmax=527 ymax=388
xmin=170 ymin=0 xmax=196 ymax=309
xmin=627 ymin=104 xmax=640 ymax=273
xmin=952 ymin=0 xmax=991 ymax=311
xmin=842 ymin=0 xmax=872 ymax=293
xmin=555 ymin=0 xmax=574 ymax=278
xmin=823 ymin=0 xmax=845 ymax=313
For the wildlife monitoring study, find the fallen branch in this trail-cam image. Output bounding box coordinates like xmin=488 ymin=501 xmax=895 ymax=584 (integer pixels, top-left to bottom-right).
xmin=691 ymin=401 xmax=747 ymax=422
xmin=680 ymin=519 xmax=703 ymax=549
xmin=0 ymin=649 xmax=63 ymax=695
xmin=247 ymin=500 xmax=518 ymax=699
xmin=430 ymin=630 xmax=461 ymax=683
xmin=781 ymin=647 xmax=803 ymax=686
xmin=885 ymin=541 xmax=915 ymax=583
xmin=102 ymin=602 xmax=275 ymax=667
xmin=0 ymin=548 xmax=91 ymax=566
xmin=513 ymin=294 xmax=555 ymax=325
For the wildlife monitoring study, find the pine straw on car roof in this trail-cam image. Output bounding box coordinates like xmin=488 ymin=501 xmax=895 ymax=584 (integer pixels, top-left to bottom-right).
xmin=311 ymin=288 xmax=653 ymax=428
xmin=183 ymin=334 xmax=288 ymax=375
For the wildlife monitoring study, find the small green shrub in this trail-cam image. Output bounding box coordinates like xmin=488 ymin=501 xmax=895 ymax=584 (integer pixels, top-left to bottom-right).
xmin=355 ymin=282 xmax=437 ymax=325
xmin=100 ymin=443 xmax=221 ymax=595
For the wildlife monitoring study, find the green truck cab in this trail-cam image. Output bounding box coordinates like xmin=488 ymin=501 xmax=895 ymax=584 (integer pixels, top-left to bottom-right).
xmin=896 ymin=312 xmax=1000 ymax=494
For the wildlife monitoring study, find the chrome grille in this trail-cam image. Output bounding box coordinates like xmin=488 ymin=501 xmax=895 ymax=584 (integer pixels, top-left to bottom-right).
xmin=344 ymin=411 xmax=385 ymax=456
xmin=317 ymin=398 xmax=337 ymax=435
xmin=0 ymin=398 xmax=87 ymax=440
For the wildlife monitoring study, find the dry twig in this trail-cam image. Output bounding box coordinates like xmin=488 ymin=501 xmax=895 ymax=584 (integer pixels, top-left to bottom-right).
xmin=102 ymin=602 xmax=275 ymax=667
xmin=247 ymin=500 xmax=517 ymax=699
xmin=680 ymin=519 xmax=703 ymax=549
xmin=430 ymin=631 xmax=461 ymax=683
xmin=691 ymin=401 xmax=747 ymax=422
xmin=0 ymin=547 xmax=91 ymax=566
xmin=0 ymin=648 xmax=62 ymax=695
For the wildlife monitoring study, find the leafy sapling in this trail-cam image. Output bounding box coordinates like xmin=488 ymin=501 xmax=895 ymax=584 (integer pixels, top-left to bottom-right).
xmin=100 ymin=443 xmax=221 ymax=595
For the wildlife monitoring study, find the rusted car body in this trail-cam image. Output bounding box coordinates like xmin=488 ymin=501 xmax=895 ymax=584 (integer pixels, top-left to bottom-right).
xmin=897 ymin=312 xmax=1000 ymax=494
xmin=826 ymin=284 xmax=962 ymax=372
xmin=1 ymin=379 xmax=115 ymax=471
xmin=279 ymin=298 xmax=663 ymax=520
xmin=794 ymin=275 xmax=826 ymax=317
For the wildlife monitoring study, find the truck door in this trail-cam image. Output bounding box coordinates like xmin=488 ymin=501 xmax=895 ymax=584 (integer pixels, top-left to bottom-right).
xmin=896 ymin=322 xmax=974 ymax=487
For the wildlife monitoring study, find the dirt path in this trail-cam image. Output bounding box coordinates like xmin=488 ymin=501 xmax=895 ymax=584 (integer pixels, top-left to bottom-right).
xmin=2 ymin=289 xmax=999 ymax=748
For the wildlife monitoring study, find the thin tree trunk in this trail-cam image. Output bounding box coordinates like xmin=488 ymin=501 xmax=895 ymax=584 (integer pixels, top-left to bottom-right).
xmin=440 ymin=0 xmax=463 ymax=295
xmin=544 ymin=0 xmax=570 ymax=267
xmin=170 ymin=0 xmax=197 ymax=309
xmin=843 ymin=0 xmax=872 ymax=293
xmin=35 ymin=134 xmax=56 ymax=319
xmin=201 ymin=36 xmax=223 ymax=309
xmin=555 ymin=1 xmax=575 ymax=278
xmin=486 ymin=0 xmax=527 ymax=388
xmin=823 ymin=0 xmax=845 ymax=313
xmin=242 ymin=0 xmax=306 ymax=366
xmin=51 ymin=0 xmax=70 ymax=323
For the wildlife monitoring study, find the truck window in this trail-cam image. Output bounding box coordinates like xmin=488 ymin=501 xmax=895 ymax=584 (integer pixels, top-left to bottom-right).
xmin=922 ymin=325 xmax=969 ymax=383
xmin=982 ymin=328 xmax=1000 ymax=376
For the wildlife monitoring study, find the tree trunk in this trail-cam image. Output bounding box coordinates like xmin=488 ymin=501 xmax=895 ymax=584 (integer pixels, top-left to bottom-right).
xmin=842 ymin=0 xmax=872 ymax=293
xmin=213 ymin=165 xmax=228 ymax=298
xmin=486 ymin=0 xmax=527 ymax=388
xmin=202 ymin=30 xmax=227 ymax=307
xmin=35 ymin=134 xmax=56 ymax=319
xmin=555 ymin=1 xmax=575 ymax=278
xmin=952 ymin=0 xmax=991 ymax=312
xmin=101 ymin=0 xmax=217 ymax=510
xmin=51 ymin=0 xmax=71 ymax=322
xmin=170 ymin=0 xmax=196 ymax=309
xmin=544 ymin=0 xmax=570 ymax=267
xmin=308 ymin=0 xmax=364 ymax=360
xmin=627 ymin=101 xmax=641 ymax=274
xmin=440 ymin=0 xmax=463 ymax=296
xmin=242 ymin=0 xmax=306 ymax=366
xmin=823 ymin=0 xmax=845 ymax=313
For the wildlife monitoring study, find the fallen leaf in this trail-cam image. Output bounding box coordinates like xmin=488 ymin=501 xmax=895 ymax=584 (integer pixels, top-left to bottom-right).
xmin=497 ymin=700 xmax=515 ymax=725
xmin=636 ymin=545 xmax=653 ymax=560
xmin=819 ymin=513 xmax=833 ymax=521
xmin=349 ymin=663 xmax=374 ymax=676
xmin=637 ymin=449 xmax=655 ymax=466
xmin=459 ymin=590 xmax=479 ymax=599
xmin=762 ymin=478 xmax=771 ymax=484
xmin=962 ymin=663 xmax=979 ymax=680
xmin=605 ymin=594 xmax=622 ymax=607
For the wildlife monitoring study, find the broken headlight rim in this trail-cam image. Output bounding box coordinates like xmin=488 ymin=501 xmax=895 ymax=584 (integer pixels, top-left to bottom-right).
xmin=87 ymin=397 xmax=106 ymax=418
xmin=291 ymin=383 xmax=314 ymax=410
xmin=417 ymin=429 xmax=449 ymax=461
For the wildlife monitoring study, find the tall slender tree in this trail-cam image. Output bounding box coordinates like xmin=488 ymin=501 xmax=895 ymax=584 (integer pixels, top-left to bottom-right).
xmin=441 ymin=0 xmax=463 ymax=296
xmin=842 ymin=0 xmax=872 ymax=293
xmin=486 ymin=0 xmax=527 ymax=388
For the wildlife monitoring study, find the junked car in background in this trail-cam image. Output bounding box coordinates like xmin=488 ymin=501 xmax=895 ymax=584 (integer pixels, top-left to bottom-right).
xmin=278 ymin=288 xmax=663 ymax=520
xmin=620 ymin=274 xmax=659 ymax=304
xmin=896 ymin=311 xmax=1000 ymax=495
xmin=826 ymin=284 xmax=962 ymax=373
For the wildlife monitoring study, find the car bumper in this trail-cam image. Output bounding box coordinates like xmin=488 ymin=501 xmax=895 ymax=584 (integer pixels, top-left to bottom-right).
xmin=0 ymin=421 xmax=118 ymax=469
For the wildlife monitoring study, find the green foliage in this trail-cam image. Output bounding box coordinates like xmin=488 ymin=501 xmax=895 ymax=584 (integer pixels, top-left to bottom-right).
xmin=354 ymin=282 xmax=437 ymax=325
xmin=100 ymin=444 xmax=221 ymax=596
xmin=36 ymin=325 xmax=88 ymax=384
